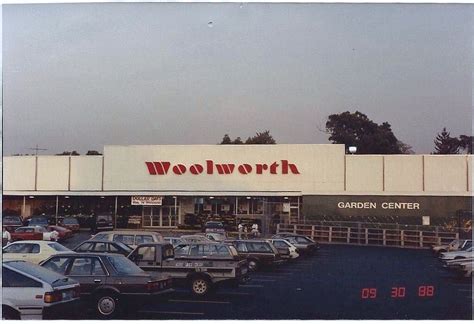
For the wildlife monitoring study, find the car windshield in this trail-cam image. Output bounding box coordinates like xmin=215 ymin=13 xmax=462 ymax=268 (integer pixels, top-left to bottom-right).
xmin=47 ymin=242 xmax=71 ymax=252
xmin=206 ymin=222 xmax=224 ymax=228
xmin=97 ymin=215 xmax=112 ymax=222
xmin=63 ymin=218 xmax=78 ymax=224
xmin=295 ymin=236 xmax=313 ymax=243
xmin=3 ymin=216 xmax=22 ymax=224
xmin=107 ymin=255 xmax=145 ymax=275
xmin=461 ymin=241 xmax=472 ymax=250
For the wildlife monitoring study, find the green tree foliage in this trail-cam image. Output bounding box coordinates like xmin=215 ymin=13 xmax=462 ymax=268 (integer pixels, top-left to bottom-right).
xmin=86 ymin=150 xmax=102 ymax=155
xmin=245 ymin=130 xmax=276 ymax=144
xmin=433 ymin=128 xmax=460 ymax=154
xmin=458 ymin=135 xmax=473 ymax=154
xmin=220 ymin=131 xmax=275 ymax=144
xmin=325 ymin=111 xmax=405 ymax=154
xmin=220 ymin=134 xmax=232 ymax=144
xmin=56 ymin=151 xmax=80 ymax=156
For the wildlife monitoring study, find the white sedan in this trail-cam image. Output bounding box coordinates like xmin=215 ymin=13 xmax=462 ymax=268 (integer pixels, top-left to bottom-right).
xmin=2 ymin=240 xmax=72 ymax=264
xmin=439 ymin=246 xmax=473 ymax=261
xmin=269 ymin=238 xmax=300 ymax=259
xmin=2 ymin=260 xmax=80 ymax=319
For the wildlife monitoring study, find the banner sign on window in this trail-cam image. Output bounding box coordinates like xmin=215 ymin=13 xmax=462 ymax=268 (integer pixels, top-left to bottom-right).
xmin=131 ymin=196 xmax=163 ymax=206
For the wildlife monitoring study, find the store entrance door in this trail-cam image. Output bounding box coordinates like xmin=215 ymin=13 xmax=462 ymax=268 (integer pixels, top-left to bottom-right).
xmin=142 ymin=206 xmax=178 ymax=227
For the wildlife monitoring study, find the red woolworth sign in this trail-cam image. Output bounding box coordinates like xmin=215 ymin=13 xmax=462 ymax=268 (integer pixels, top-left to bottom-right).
xmin=145 ymin=160 xmax=300 ymax=176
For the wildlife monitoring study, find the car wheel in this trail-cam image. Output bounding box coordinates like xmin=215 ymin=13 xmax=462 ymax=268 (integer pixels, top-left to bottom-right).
xmin=190 ymin=276 xmax=211 ymax=296
xmin=2 ymin=306 xmax=20 ymax=320
xmin=94 ymin=292 xmax=119 ymax=319
xmin=248 ymin=259 xmax=259 ymax=272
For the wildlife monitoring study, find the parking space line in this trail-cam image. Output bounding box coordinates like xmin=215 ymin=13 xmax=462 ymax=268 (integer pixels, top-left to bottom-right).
xmin=216 ymin=291 xmax=253 ymax=296
xmin=168 ymin=299 xmax=231 ymax=304
xmin=139 ymin=311 xmax=205 ymax=316
xmin=251 ymin=274 xmax=286 ymax=278
xmin=240 ymin=284 xmax=264 ymax=288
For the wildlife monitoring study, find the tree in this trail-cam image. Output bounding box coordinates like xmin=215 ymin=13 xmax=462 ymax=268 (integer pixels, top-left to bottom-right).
xmin=245 ymin=130 xmax=276 ymax=144
xmin=397 ymin=141 xmax=415 ymax=154
xmin=325 ymin=111 xmax=404 ymax=154
xmin=233 ymin=137 xmax=243 ymax=144
xmin=56 ymin=151 xmax=80 ymax=156
xmin=220 ymin=134 xmax=232 ymax=144
xmin=433 ymin=128 xmax=460 ymax=154
xmin=86 ymin=150 xmax=102 ymax=155
xmin=219 ymin=132 xmax=275 ymax=144
xmin=458 ymin=135 xmax=473 ymax=154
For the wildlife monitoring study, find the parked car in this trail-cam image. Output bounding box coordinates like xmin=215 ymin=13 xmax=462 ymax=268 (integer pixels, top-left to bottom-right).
xmin=11 ymin=226 xmax=59 ymax=242
xmin=3 ymin=240 xmax=72 ymax=264
xmin=47 ymin=225 xmax=73 ymax=241
xmin=205 ymin=232 xmax=227 ymax=242
xmin=129 ymin=242 xmax=249 ymax=296
xmin=58 ymin=217 xmax=80 ymax=232
xmin=269 ymin=238 xmax=300 ymax=259
xmin=180 ymin=234 xmax=213 ymax=243
xmin=272 ymin=233 xmax=320 ymax=255
xmin=2 ymin=215 xmax=24 ymax=232
xmin=432 ymin=239 xmax=472 ymax=255
xmin=40 ymin=253 xmax=173 ymax=318
xmin=459 ymin=260 xmax=473 ymax=277
xmin=227 ymin=239 xmax=283 ymax=271
xmin=73 ymin=240 xmax=133 ymax=256
xmin=28 ymin=216 xmax=51 ymax=227
xmin=439 ymin=246 xmax=473 ymax=261
xmin=2 ymin=260 xmax=80 ymax=320
xmin=204 ymin=221 xmax=225 ymax=234
xmin=164 ymin=236 xmax=183 ymax=246
xmin=93 ymin=214 xmax=114 ymax=232
xmin=91 ymin=230 xmax=163 ymax=248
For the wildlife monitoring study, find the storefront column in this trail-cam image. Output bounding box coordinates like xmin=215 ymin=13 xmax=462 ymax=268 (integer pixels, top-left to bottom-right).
xmin=235 ymin=197 xmax=238 ymax=215
xmin=55 ymin=196 xmax=59 ymax=225
xmin=22 ymin=196 xmax=26 ymax=218
xmin=173 ymin=196 xmax=178 ymax=225
xmin=114 ymin=196 xmax=118 ymax=228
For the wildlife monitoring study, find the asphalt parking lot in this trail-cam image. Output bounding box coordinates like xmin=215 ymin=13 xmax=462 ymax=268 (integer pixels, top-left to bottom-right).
xmin=63 ymin=232 xmax=472 ymax=320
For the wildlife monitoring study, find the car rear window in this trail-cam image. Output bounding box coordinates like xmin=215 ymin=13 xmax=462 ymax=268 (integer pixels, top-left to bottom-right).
xmin=113 ymin=241 xmax=133 ymax=253
xmin=2 ymin=267 xmax=43 ymax=288
xmin=136 ymin=235 xmax=154 ymax=245
xmin=113 ymin=234 xmax=135 ymax=245
xmin=107 ymin=255 xmax=145 ymax=275
xmin=48 ymin=243 xmax=71 ymax=252
xmin=246 ymin=242 xmax=273 ymax=253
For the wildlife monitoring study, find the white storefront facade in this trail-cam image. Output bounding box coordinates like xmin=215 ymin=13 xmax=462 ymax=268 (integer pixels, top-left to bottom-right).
xmin=3 ymin=144 xmax=473 ymax=232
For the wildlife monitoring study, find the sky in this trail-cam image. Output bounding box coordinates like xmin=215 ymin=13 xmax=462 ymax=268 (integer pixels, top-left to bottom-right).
xmin=2 ymin=3 xmax=473 ymax=155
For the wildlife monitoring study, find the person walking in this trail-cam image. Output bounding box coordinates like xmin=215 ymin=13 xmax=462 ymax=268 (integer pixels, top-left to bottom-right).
xmin=238 ymin=223 xmax=243 ymax=239
xmin=251 ymin=223 xmax=259 ymax=238
xmin=3 ymin=229 xmax=11 ymax=247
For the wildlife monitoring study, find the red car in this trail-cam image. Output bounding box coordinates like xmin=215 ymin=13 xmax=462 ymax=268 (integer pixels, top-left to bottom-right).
xmin=47 ymin=225 xmax=73 ymax=241
xmin=58 ymin=217 xmax=80 ymax=233
xmin=10 ymin=226 xmax=58 ymax=242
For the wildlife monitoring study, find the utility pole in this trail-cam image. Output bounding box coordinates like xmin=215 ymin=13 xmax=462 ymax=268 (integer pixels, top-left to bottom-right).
xmin=28 ymin=144 xmax=47 ymax=156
